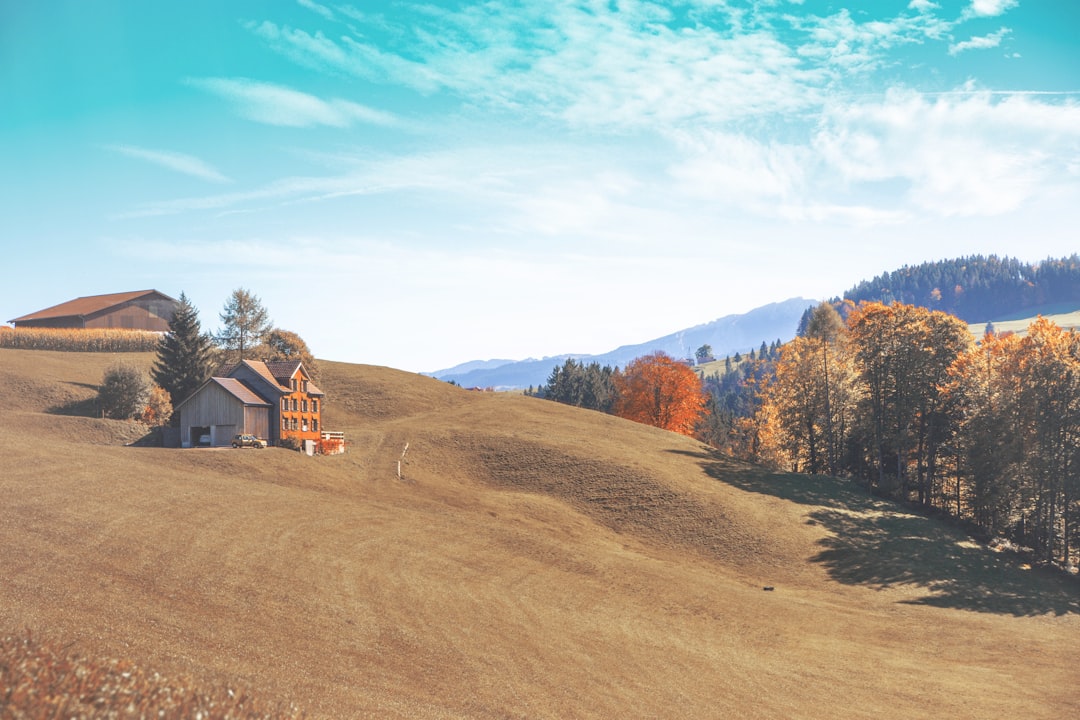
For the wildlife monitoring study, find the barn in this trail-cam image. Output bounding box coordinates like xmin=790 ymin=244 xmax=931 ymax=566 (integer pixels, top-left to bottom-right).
xmin=173 ymin=377 xmax=272 ymax=448
xmin=8 ymin=290 xmax=178 ymax=331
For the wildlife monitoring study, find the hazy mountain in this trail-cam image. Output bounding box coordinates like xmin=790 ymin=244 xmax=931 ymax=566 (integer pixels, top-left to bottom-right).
xmin=429 ymin=297 xmax=816 ymax=389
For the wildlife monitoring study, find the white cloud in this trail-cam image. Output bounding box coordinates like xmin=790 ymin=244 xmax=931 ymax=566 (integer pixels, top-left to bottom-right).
xmin=949 ymin=27 xmax=1010 ymax=55
xmin=814 ymin=90 xmax=1080 ymax=217
xmin=907 ymin=0 xmax=939 ymax=12
xmin=105 ymin=144 xmax=232 ymax=184
xmin=185 ymin=77 xmax=398 ymax=128
xmin=964 ymin=0 xmax=1019 ymax=18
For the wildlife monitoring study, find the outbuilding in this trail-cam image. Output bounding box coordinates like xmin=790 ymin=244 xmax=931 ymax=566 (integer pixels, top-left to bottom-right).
xmin=173 ymin=377 xmax=271 ymax=448
xmin=9 ymin=290 xmax=178 ymax=331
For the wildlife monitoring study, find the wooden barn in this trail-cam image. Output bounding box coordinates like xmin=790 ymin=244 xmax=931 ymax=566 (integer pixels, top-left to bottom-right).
xmin=175 ymin=359 xmax=324 ymax=448
xmin=8 ymin=290 xmax=178 ymax=331
xmin=173 ymin=378 xmax=271 ymax=448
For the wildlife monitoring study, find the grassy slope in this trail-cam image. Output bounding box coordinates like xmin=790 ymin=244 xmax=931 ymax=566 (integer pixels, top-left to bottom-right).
xmin=1 ymin=349 xmax=1077 ymax=719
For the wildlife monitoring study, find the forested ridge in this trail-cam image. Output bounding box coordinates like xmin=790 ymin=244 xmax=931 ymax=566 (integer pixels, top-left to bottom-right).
xmin=842 ymin=254 xmax=1080 ymax=322
xmin=534 ymin=254 xmax=1080 ymax=573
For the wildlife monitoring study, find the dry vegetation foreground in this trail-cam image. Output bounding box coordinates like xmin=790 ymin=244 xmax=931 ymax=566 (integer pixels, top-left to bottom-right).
xmin=1 ymin=348 xmax=1078 ymax=718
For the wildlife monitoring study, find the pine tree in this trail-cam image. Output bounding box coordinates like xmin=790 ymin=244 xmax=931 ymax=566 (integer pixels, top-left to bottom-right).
xmin=152 ymin=292 xmax=215 ymax=409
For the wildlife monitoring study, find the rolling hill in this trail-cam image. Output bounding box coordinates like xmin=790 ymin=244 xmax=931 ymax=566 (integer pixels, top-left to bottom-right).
xmin=1 ymin=348 xmax=1078 ymax=718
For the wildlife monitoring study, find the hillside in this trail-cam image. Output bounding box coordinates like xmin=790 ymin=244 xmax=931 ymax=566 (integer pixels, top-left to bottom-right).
xmin=432 ymin=297 xmax=815 ymax=389
xmin=1 ymin=348 xmax=1078 ymax=718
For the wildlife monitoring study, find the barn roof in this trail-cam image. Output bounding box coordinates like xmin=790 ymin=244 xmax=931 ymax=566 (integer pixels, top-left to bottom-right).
xmin=211 ymin=378 xmax=272 ymax=406
xmin=9 ymin=290 xmax=177 ymax=323
xmin=228 ymin=359 xmax=324 ymax=397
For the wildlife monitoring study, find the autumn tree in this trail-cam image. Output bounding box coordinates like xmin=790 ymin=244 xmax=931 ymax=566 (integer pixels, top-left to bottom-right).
xmin=847 ymin=302 xmax=971 ymax=500
xmin=805 ymin=302 xmax=848 ymax=475
xmin=613 ymin=352 xmax=708 ymax=437
xmin=152 ymin=292 xmax=214 ymax=409
xmin=217 ymin=288 xmax=272 ymax=363
xmin=257 ymin=328 xmax=320 ymax=381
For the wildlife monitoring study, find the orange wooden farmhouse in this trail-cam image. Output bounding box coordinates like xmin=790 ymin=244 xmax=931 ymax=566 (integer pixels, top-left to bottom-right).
xmin=175 ymin=359 xmax=325 ymax=448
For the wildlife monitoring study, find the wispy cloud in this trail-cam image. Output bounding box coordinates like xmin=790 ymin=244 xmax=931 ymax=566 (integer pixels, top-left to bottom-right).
xmin=949 ymin=27 xmax=1011 ymax=55
xmin=963 ymin=0 xmax=1019 ymax=19
xmin=105 ymin=144 xmax=232 ymax=183
xmin=297 ymin=0 xmax=334 ymax=21
xmin=185 ymin=77 xmax=398 ymax=128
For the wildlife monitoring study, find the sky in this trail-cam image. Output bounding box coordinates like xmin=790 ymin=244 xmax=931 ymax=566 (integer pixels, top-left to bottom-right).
xmin=2 ymin=0 xmax=1078 ymax=373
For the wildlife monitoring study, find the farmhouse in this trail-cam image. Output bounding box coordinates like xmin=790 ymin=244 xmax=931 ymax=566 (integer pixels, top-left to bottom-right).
xmin=8 ymin=290 xmax=178 ymax=331
xmin=175 ymin=359 xmax=324 ymax=449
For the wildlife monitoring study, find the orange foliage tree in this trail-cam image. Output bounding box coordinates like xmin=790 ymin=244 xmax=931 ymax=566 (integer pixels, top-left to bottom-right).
xmin=613 ymin=352 xmax=708 ymax=437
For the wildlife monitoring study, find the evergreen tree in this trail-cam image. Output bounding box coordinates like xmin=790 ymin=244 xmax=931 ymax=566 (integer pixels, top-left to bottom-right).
xmin=152 ymin=292 xmax=215 ymax=409
xmin=217 ymin=288 xmax=272 ymax=362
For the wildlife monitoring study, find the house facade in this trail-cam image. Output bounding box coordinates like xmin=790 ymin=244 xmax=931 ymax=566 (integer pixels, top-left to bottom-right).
xmin=175 ymin=359 xmax=324 ymax=448
xmin=9 ymin=290 xmax=178 ymax=331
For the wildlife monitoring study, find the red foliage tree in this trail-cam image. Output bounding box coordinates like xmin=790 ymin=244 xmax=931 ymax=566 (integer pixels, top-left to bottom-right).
xmin=614 ymin=352 xmax=708 ymax=437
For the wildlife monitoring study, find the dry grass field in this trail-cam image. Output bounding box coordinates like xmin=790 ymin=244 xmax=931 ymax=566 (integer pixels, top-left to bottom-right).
xmin=1 ymin=348 xmax=1078 ymax=718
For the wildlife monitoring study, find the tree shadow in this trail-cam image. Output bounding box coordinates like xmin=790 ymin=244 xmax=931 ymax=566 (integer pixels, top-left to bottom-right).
xmin=46 ymin=382 xmax=100 ymax=417
xmin=678 ymin=448 xmax=1080 ymax=616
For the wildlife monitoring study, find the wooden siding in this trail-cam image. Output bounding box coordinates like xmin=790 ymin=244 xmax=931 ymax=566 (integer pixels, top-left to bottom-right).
xmin=179 ymin=381 xmax=269 ymax=447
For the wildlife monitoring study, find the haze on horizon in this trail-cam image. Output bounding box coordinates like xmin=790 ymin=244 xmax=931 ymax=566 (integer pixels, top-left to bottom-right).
xmin=2 ymin=0 xmax=1078 ymax=372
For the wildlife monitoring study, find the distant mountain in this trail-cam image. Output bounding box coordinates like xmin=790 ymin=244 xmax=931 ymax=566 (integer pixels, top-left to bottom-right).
xmin=429 ymin=297 xmax=816 ymax=389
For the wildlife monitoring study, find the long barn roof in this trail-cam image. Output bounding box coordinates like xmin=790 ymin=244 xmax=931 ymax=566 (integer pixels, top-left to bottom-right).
xmin=9 ymin=290 xmax=176 ymax=323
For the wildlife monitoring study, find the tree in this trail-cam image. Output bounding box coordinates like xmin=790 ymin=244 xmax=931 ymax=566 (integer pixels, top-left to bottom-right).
xmin=805 ymin=302 xmax=847 ymax=476
xmin=695 ymin=344 xmax=714 ymax=363
xmin=217 ymin=288 xmax=272 ymax=363
xmin=257 ymin=328 xmax=320 ymax=381
xmin=613 ymin=352 xmax=708 ymax=437
xmin=140 ymin=385 xmax=174 ymax=426
xmin=98 ymin=363 xmax=149 ymax=420
xmin=152 ymin=292 xmax=215 ymax=409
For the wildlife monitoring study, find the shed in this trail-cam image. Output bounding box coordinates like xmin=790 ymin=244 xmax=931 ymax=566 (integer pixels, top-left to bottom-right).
xmin=174 ymin=377 xmax=271 ymax=448
xmin=8 ymin=290 xmax=178 ymax=331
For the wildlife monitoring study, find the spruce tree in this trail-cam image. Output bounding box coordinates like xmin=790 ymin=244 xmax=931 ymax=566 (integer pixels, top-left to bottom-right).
xmin=152 ymin=292 xmax=214 ymax=409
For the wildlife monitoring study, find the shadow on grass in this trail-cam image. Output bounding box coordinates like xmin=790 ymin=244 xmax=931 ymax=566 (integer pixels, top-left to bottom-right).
xmin=46 ymin=382 xmax=100 ymax=417
xmin=676 ymin=447 xmax=1080 ymax=617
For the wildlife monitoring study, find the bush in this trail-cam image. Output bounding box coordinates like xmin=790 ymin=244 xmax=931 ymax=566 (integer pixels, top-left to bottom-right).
xmin=98 ymin=363 xmax=150 ymax=420
xmin=278 ymin=436 xmax=303 ymax=451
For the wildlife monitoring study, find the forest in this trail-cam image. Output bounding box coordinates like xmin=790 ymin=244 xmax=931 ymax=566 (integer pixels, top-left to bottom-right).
xmin=536 ymin=255 xmax=1080 ymax=571
xmin=840 ymin=253 xmax=1080 ymax=322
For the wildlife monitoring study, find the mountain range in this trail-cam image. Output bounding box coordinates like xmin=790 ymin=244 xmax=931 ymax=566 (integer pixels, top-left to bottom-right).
xmin=429 ymin=297 xmax=816 ymax=389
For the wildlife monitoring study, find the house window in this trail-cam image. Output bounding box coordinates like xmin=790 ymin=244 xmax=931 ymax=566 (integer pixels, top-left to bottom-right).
xmin=302 ymin=419 xmax=309 ymax=432
xmin=281 ymin=398 xmax=288 ymax=411
xmin=302 ymin=399 xmax=308 ymax=413
xmin=312 ymin=399 xmax=318 ymax=413
xmin=281 ymin=417 xmax=288 ymax=431
xmin=291 ymin=398 xmax=298 ymax=412
xmin=291 ymin=417 xmax=298 ymax=430
xmin=303 ymin=380 xmax=308 ymax=392
xmin=312 ymin=418 xmax=319 ymax=432
xmin=291 ymin=379 xmax=297 ymax=391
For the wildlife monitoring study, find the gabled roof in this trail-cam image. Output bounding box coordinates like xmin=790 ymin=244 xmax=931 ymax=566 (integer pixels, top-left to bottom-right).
xmin=212 ymin=378 xmax=272 ymax=406
xmin=227 ymin=359 xmax=324 ymax=397
xmin=173 ymin=376 xmax=272 ymax=411
xmin=9 ymin=289 xmax=177 ymax=323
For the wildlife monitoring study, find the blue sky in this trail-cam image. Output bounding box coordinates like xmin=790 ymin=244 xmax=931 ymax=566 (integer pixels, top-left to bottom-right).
xmin=2 ymin=0 xmax=1078 ymax=372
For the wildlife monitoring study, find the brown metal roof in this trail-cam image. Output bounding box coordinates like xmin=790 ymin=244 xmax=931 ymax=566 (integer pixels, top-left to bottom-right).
xmin=235 ymin=360 xmax=291 ymax=393
xmin=212 ymin=378 xmax=272 ymax=406
xmin=9 ymin=289 xmax=176 ymax=323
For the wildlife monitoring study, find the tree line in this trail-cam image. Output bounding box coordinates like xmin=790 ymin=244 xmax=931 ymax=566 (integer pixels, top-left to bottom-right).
xmin=530 ymin=353 xmax=708 ymax=438
xmin=750 ymin=301 xmax=1079 ymax=568
xmin=839 ymin=253 xmax=1080 ymax=323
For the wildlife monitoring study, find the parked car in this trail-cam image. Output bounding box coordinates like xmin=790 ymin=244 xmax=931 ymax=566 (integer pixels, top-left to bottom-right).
xmin=197 ymin=434 xmax=211 ymax=446
xmin=232 ymin=434 xmax=268 ymax=449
